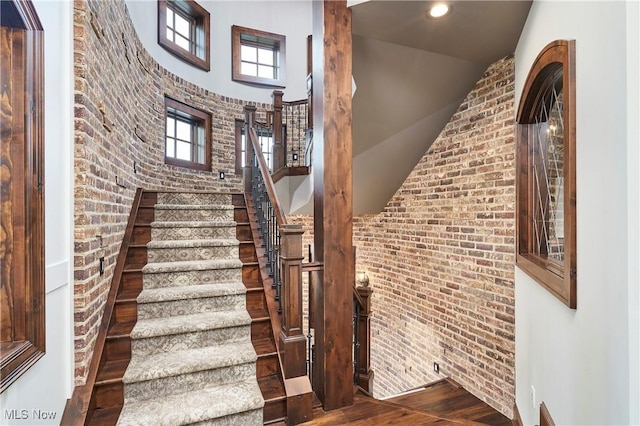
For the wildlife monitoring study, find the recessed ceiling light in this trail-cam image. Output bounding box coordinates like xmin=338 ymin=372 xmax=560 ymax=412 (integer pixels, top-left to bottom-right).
xmin=428 ymin=3 xmax=451 ymax=19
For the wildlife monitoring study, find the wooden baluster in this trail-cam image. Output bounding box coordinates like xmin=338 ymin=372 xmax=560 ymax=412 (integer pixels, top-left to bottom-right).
xmin=272 ymin=90 xmax=284 ymax=171
xmin=244 ymin=105 xmax=256 ymax=193
xmin=355 ymin=286 xmax=374 ymax=395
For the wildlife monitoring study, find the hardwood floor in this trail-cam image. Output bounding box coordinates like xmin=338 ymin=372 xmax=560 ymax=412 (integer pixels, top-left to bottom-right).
xmin=271 ymin=379 xmax=511 ymax=426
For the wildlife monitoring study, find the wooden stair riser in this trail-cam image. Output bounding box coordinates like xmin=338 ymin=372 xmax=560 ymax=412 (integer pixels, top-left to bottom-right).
xmin=236 ymin=223 xmax=252 ymax=241
xmin=257 ymin=353 xmax=278 ymax=377
xmin=234 ymin=208 xmax=250 ymax=223
xmin=113 ymin=300 xmax=137 ymax=324
xmin=246 ymin=289 xmax=267 ymax=310
xmin=147 ymin=244 xmax=239 ymax=263
xmin=131 ymin=226 xmax=151 ymax=245
xmin=124 ymin=362 xmax=257 ymax=404
xmin=239 ymin=243 xmax=258 ymax=262
xmin=125 ymin=246 xmax=147 ymax=267
xmin=264 ymin=400 xmax=287 ymax=423
xmin=136 ymin=206 xmax=154 ymax=224
xmin=251 ymin=320 xmax=272 ymax=341
xmin=93 ymin=382 xmax=124 ymax=410
xmin=104 ymin=336 xmax=131 ymax=362
xmin=131 ymin=326 xmax=252 ymax=357
xmin=243 ymin=263 xmax=260 ymax=282
xmin=137 ymin=294 xmax=247 ymax=320
xmin=121 ymin=271 xmax=143 ymax=293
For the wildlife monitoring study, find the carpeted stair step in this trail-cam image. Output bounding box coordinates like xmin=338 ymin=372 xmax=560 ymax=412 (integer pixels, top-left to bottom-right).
xmin=142 ymin=259 xmax=242 ymax=289
xmin=150 ymin=220 xmax=237 ymax=241
xmin=117 ymin=379 xmax=264 ymax=426
xmin=123 ymin=342 xmax=258 ymax=403
xmin=157 ymin=192 xmax=231 ymax=206
xmin=130 ymin=310 xmax=251 ymax=356
xmin=154 ymin=204 xmax=235 ymax=222
xmin=146 ymin=238 xmax=239 ymax=263
xmin=136 ymin=282 xmax=247 ymax=319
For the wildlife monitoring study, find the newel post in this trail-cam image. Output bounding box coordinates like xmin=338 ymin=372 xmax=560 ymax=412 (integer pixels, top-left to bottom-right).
xmin=356 ymin=286 xmax=374 ymax=394
xmin=243 ymin=105 xmax=257 ymax=193
xmin=272 ymin=90 xmax=284 ymax=171
xmin=278 ymin=224 xmax=307 ymax=378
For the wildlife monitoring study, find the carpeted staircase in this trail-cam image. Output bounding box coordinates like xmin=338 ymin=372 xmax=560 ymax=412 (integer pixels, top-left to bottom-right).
xmin=117 ymin=192 xmax=264 ymax=426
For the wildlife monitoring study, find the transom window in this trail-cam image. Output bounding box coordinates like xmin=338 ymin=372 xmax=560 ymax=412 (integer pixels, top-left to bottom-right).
xmin=232 ymin=25 xmax=285 ymax=87
xmin=158 ymin=0 xmax=210 ymax=71
xmin=516 ymin=39 xmax=577 ymax=308
xmin=165 ymin=97 xmax=211 ymax=171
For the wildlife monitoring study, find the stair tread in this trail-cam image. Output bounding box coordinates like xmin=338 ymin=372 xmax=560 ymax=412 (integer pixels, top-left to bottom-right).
xmin=154 ymin=204 xmax=234 ymax=210
xmin=244 ymin=279 xmax=263 ymax=289
xmin=258 ymin=375 xmax=286 ymax=402
xmin=131 ymin=310 xmax=251 ymax=339
xmin=124 ymin=342 xmax=257 ymax=383
xmin=143 ymin=258 xmax=242 ymax=274
xmin=118 ymin=379 xmax=264 ymax=426
xmin=253 ymin=337 xmax=277 ymax=356
xmin=137 ymin=282 xmax=246 ymax=304
xmin=151 ymin=220 xmax=236 ymax=228
xmin=146 ymin=238 xmax=239 ymax=249
xmin=96 ymin=359 xmax=130 ymax=384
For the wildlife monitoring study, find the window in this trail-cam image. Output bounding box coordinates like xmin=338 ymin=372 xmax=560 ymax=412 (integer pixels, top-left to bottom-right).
xmin=158 ymin=0 xmax=210 ymax=71
xmin=235 ymin=119 xmax=273 ymax=173
xmin=1 ymin=0 xmax=45 ymax=392
xmin=232 ymin=25 xmax=285 ymax=87
xmin=165 ymin=97 xmax=211 ymax=171
xmin=516 ymin=40 xmax=577 ymax=308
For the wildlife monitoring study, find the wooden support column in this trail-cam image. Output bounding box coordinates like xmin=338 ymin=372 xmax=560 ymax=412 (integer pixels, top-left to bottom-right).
xmin=279 ymin=224 xmax=307 ymax=378
xmin=355 ymin=286 xmax=374 ymax=394
xmin=312 ymin=0 xmax=354 ymax=410
xmin=243 ymin=105 xmax=256 ymax=193
xmin=272 ymin=90 xmax=285 ymax=170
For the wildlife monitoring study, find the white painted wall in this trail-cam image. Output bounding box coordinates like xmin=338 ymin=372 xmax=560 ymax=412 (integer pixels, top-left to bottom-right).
xmin=125 ymin=0 xmax=312 ymax=104
xmin=0 ymin=1 xmax=74 ymax=424
xmin=514 ymin=1 xmax=639 ymax=425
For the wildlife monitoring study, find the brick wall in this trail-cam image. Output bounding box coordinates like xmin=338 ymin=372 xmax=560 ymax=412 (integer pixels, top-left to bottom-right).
xmin=290 ymin=55 xmax=516 ymax=417
xmin=72 ymin=0 xmax=271 ymax=384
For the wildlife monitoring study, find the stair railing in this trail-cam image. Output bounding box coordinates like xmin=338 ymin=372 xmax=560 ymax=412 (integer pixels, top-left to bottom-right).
xmin=353 ymin=284 xmax=374 ymax=395
xmin=271 ymin=91 xmax=312 ymax=172
xmin=244 ymin=105 xmax=312 ymax=424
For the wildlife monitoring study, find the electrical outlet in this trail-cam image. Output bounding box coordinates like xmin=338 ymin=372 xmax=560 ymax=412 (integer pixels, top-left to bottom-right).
xmin=219 ymin=171 xmax=225 ymax=180
xmin=530 ymin=385 xmax=536 ymax=409
xmin=433 ymin=362 xmax=439 ymax=373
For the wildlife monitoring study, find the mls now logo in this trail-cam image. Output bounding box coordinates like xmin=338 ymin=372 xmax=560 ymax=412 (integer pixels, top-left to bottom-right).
xmin=4 ymin=409 xmax=57 ymax=420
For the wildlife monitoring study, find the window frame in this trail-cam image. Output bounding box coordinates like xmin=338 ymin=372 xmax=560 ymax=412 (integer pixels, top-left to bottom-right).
xmin=158 ymin=0 xmax=210 ymax=71
xmin=164 ymin=97 xmax=211 ymax=171
xmin=515 ymin=39 xmax=577 ymax=308
xmin=0 ymin=0 xmax=46 ymax=392
xmin=232 ymin=25 xmax=286 ymax=87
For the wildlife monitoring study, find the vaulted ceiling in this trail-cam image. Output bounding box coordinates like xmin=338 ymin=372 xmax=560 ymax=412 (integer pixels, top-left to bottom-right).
xmin=349 ymin=0 xmax=532 ymax=213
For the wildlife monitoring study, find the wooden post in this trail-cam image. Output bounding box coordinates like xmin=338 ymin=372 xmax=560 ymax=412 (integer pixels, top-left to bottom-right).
xmin=356 ymin=286 xmax=374 ymax=394
xmin=243 ymin=105 xmax=256 ymax=193
xmin=279 ymin=224 xmax=307 ymax=378
xmin=272 ymin=90 xmax=284 ymax=171
xmin=312 ymin=0 xmax=354 ymax=410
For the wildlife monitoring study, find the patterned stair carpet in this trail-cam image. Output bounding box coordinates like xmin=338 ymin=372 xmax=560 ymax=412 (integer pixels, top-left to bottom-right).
xmin=117 ymin=192 xmax=264 ymax=426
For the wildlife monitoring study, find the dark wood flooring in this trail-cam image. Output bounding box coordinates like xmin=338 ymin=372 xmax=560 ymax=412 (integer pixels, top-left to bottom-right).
xmin=271 ymin=379 xmax=511 ymax=426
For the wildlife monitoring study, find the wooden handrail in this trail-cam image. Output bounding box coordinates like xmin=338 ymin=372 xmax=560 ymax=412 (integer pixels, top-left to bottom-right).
xmin=248 ymin=126 xmax=287 ymax=227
